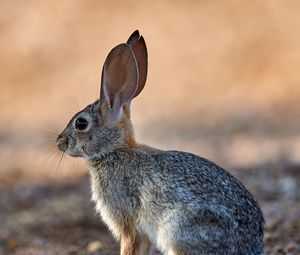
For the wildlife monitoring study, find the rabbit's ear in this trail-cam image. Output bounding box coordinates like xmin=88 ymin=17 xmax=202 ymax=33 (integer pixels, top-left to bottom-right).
xmin=100 ymin=43 xmax=138 ymax=122
xmin=127 ymin=30 xmax=148 ymax=98
xmin=127 ymin=30 xmax=140 ymax=44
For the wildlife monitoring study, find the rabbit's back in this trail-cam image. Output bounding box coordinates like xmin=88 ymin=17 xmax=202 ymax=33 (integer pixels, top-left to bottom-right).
xmin=145 ymin=150 xmax=261 ymax=214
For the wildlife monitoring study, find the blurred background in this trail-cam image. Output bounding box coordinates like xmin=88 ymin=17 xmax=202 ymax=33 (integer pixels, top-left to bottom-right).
xmin=0 ymin=1 xmax=299 ymax=254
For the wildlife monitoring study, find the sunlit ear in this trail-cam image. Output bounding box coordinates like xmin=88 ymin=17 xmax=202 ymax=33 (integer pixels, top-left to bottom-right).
xmin=100 ymin=43 xmax=138 ymax=122
xmin=127 ymin=30 xmax=148 ymax=98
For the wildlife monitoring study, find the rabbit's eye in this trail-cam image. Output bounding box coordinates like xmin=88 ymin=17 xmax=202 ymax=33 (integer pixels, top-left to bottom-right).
xmin=75 ymin=118 xmax=89 ymax=131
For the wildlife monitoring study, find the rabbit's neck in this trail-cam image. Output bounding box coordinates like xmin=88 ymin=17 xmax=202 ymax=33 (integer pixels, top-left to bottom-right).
xmin=88 ymin=148 xmax=131 ymax=166
xmin=87 ymin=149 xmax=136 ymax=192
xmin=119 ymin=107 xmax=136 ymax=149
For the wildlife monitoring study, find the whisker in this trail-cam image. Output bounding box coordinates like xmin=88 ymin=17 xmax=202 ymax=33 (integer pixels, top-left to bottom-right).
xmin=55 ymin=151 xmax=65 ymax=176
xmin=61 ymin=153 xmax=66 ymax=174
xmin=40 ymin=138 xmax=59 ymax=154
xmin=48 ymin=150 xmax=62 ymax=174
xmin=42 ymin=146 xmax=57 ymax=155
xmin=39 ymin=129 xmax=59 ymax=137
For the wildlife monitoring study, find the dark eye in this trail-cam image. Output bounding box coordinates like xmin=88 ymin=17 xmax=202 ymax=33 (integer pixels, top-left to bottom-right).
xmin=75 ymin=117 xmax=89 ymax=131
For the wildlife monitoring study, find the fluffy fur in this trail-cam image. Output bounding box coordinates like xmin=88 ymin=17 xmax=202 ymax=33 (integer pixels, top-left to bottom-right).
xmin=57 ymin=31 xmax=264 ymax=255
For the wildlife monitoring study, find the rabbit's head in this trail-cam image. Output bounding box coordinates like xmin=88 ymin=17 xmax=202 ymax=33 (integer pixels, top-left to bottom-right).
xmin=57 ymin=31 xmax=147 ymax=159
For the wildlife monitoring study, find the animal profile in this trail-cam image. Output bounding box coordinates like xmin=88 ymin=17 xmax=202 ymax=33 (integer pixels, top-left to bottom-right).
xmin=57 ymin=30 xmax=264 ymax=255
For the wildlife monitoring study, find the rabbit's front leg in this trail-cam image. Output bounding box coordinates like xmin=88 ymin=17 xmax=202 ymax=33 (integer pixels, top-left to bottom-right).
xmin=120 ymin=232 xmax=152 ymax=255
xmin=120 ymin=233 xmax=138 ymax=255
xmin=137 ymin=234 xmax=152 ymax=255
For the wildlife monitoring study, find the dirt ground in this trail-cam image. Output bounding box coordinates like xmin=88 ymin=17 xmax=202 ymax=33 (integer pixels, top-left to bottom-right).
xmin=1 ymin=1 xmax=300 ymax=254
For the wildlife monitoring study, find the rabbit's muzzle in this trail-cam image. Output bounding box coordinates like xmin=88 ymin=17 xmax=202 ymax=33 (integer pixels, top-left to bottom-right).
xmin=57 ymin=134 xmax=68 ymax=152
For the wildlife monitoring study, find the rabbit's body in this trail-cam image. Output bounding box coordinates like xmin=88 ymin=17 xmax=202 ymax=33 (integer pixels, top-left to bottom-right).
xmin=57 ymin=31 xmax=264 ymax=255
xmin=88 ymin=147 xmax=264 ymax=255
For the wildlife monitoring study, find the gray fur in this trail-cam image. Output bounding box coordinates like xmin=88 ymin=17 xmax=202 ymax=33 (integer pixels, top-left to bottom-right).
xmin=57 ymin=31 xmax=264 ymax=255
xmin=88 ymin=148 xmax=264 ymax=254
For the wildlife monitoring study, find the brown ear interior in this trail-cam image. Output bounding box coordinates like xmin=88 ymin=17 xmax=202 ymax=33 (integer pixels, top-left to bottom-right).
xmin=101 ymin=43 xmax=138 ymax=110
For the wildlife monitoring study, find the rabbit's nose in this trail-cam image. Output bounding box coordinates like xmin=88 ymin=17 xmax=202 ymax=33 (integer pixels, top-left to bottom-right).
xmin=57 ymin=134 xmax=68 ymax=152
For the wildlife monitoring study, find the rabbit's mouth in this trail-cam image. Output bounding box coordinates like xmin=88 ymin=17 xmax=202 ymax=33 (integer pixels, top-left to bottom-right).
xmin=66 ymin=150 xmax=82 ymax=157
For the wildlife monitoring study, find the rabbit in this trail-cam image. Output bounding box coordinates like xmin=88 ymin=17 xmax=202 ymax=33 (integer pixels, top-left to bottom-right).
xmin=57 ymin=30 xmax=264 ymax=255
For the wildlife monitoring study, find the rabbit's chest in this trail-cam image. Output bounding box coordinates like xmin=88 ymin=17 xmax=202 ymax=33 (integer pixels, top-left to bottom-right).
xmin=88 ymin=167 xmax=132 ymax=239
xmin=90 ymin=182 xmax=123 ymax=239
xmin=94 ymin=198 xmax=121 ymax=239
